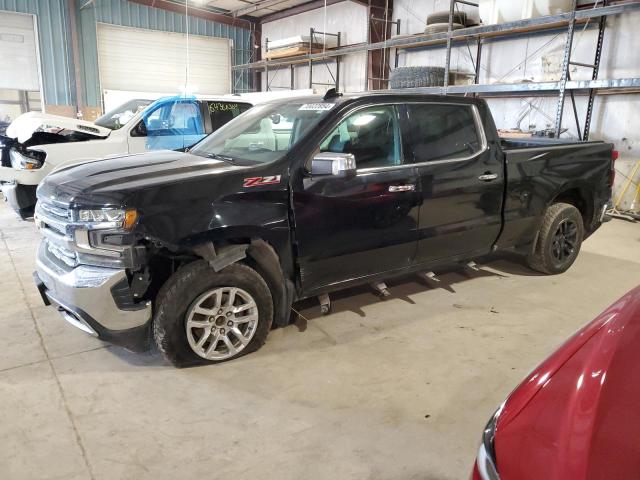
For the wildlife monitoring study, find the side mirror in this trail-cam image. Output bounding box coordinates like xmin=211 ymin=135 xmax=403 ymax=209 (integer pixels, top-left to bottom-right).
xmin=131 ymin=121 xmax=147 ymax=137
xmin=310 ymin=152 xmax=356 ymax=178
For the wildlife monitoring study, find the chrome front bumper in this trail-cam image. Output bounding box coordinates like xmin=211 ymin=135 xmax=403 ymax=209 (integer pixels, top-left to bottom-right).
xmin=35 ymin=241 xmax=152 ymax=351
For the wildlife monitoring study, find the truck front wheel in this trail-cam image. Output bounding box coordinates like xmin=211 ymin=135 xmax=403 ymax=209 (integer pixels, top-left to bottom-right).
xmin=528 ymin=202 xmax=584 ymax=275
xmin=153 ymin=261 xmax=273 ymax=367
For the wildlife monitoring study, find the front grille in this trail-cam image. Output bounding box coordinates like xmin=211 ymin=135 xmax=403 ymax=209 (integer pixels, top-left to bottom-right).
xmin=36 ymin=199 xmax=77 ymax=268
xmin=45 ymin=240 xmax=77 ymax=268
xmin=37 ymin=200 xmax=71 ymax=236
xmin=39 ymin=200 xmax=70 ymax=220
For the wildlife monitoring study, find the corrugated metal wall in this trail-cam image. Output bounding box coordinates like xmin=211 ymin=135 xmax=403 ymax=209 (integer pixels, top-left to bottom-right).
xmin=80 ymin=0 xmax=253 ymax=107
xmin=0 ymin=0 xmax=74 ymax=106
xmin=1 ymin=0 xmax=252 ymax=108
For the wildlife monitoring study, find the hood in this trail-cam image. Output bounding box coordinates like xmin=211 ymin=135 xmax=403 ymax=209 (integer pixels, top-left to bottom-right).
xmin=6 ymin=112 xmax=111 ymax=143
xmin=37 ymin=150 xmax=249 ymax=207
xmin=494 ymin=285 xmax=640 ymax=479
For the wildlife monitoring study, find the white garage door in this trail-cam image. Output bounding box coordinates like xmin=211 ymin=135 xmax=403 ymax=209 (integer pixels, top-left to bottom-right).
xmin=96 ymin=24 xmax=231 ymax=96
xmin=0 ymin=12 xmax=40 ymax=90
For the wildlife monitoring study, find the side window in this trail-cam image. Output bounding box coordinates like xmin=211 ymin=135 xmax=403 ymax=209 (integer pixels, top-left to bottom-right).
xmin=319 ymin=105 xmax=402 ymax=170
xmin=406 ymin=104 xmax=482 ymax=163
xmin=208 ymin=102 xmax=252 ymax=132
xmin=139 ymin=100 xmax=203 ymax=137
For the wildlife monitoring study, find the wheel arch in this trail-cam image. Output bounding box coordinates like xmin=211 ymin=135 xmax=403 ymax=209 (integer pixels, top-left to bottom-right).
xmin=183 ymin=232 xmax=295 ymax=329
xmin=529 ymin=183 xmax=593 ymax=257
xmin=548 ymin=184 xmax=594 ymax=230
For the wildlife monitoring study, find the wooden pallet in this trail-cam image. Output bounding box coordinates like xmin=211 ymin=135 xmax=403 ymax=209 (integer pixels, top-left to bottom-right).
xmin=264 ymin=44 xmax=334 ymax=60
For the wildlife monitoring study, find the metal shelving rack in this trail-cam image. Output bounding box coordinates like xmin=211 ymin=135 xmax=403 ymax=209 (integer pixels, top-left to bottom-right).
xmin=263 ymin=28 xmax=341 ymax=91
xmin=233 ymin=1 xmax=640 ymax=137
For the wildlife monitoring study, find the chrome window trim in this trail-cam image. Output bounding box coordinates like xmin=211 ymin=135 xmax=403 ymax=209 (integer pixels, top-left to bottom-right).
xmin=501 ymin=141 xmax=603 ymax=154
xmin=355 ymin=102 xmax=488 ymax=175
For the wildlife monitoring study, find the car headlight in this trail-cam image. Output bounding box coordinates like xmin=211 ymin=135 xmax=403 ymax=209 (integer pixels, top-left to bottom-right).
xmin=10 ymin=149 xmax=44 ymax=170
xmin=76 ymin=208 xmax=138 ymax=230
xmin=476 ymin=407 xmax=502 ymax=480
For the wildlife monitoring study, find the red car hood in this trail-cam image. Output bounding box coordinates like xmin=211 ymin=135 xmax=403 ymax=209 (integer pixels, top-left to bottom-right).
xmin=494 ymin=285 xmax=640 ymax=480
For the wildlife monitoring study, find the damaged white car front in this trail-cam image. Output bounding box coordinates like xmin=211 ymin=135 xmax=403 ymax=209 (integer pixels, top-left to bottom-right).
xmin=0 ymin=100 xmax=150 ymax=218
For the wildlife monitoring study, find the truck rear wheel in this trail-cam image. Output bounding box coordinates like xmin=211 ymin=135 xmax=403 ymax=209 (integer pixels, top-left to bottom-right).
xmin=153 ymin=261 xmax=273 ymax=367
xmin=528 ymin=203 xmax=584 ymax=275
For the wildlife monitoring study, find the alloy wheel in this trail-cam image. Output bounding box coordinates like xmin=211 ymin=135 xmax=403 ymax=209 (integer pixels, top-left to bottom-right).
xmin=551 ymin=219 xmax=578 ymax=266
xmin=185 ymin=287 xmax=258 ymax=360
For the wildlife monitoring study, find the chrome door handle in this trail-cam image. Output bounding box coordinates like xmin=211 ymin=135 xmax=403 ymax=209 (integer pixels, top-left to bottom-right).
xmin=478 ymin=173 xmax=498 ymax=182
xmin=389 ymin=185 xmax=415 ymax=192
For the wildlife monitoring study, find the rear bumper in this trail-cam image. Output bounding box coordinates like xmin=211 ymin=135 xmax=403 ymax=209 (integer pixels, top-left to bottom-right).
xmin=34 ymin=242 xmax=152 ymax=352
xmin=599 ymin=200 xmax=612 ymax=223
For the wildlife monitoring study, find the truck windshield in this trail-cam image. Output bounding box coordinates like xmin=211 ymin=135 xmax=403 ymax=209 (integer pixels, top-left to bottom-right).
xmin=94 ymin=99 xmax=153 ymax=130
xmin=189 ymin=102 xmax=334 ymax=165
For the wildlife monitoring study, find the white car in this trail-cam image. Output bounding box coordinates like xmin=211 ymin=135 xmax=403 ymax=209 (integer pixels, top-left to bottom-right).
xmin=0 ymin=95 xmax=254 ymax=218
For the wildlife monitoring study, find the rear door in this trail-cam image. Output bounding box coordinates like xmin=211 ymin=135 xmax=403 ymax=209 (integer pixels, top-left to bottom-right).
xmin=406 ymin=102 xmax=504 ymax=264
xmin=292 ymin=103 xmax=420 ymax=291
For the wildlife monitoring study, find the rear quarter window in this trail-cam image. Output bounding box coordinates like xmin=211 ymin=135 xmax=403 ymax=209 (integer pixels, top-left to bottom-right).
xmin=406 ymin=104 xmax=483 ymax=163
xmin=208 ymin=101 xmax=252 ymax=132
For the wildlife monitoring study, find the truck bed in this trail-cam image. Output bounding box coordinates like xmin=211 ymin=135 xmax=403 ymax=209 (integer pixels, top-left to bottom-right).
xmin=497 ymin=136 xmax=613 ymax=255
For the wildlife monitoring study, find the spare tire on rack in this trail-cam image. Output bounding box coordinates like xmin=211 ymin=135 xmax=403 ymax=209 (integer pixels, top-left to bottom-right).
xmin=426 ymin=10 xmax=467 ymax=26
xmin=389 ymin=66 xmax=446 ymax=89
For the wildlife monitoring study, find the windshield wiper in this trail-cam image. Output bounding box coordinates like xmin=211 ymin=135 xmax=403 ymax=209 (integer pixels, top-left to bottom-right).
xmin=206 ymin=153 xmax=237 ymax=165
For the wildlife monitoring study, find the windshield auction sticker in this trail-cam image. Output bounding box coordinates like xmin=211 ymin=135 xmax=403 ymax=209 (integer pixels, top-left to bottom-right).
xmin=298 ymin=103 xmax=335 ymax=111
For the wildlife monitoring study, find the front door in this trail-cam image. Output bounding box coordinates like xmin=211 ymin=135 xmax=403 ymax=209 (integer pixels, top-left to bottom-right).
xmin=292 ymin=104 xmax=420 ymax=292
xmin=405 ymin=102 xmax=504 ymax=264
xmin=127 ymin=98 xmax=206 ymax=154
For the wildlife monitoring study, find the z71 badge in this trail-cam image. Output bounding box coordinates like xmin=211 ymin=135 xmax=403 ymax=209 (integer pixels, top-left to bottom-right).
xmin=243 ymin=175 xmax=281 ymax=188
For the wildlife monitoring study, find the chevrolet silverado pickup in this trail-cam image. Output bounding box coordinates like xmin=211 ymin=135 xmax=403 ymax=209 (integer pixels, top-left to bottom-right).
xmin=32 ymin=91 xmax=615 ymax=367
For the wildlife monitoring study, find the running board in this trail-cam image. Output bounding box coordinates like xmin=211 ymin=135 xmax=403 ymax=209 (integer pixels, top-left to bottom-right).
xmin=417 ymin=271 xmax=441 ymax=285
xmin=370 ymin=281 xmax=391 ymax=298
xmin=464 ymin=261 xmax=481 ymax=273
xmin=318 ymin=293 xmax=331 ymax=315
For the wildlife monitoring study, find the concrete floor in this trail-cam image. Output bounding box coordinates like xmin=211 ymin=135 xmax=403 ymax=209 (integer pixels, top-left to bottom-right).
xmin=1 ymin=200 xmax=639 ymax=480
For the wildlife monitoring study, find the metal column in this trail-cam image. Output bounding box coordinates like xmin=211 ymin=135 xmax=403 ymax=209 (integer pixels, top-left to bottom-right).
xmin=554 ymin=0 xmax=578 ymax=137
xmin=443 ymin=0 xmax=456 ymax=92
xmin=582 ymin=0 xmax=608 ymax=140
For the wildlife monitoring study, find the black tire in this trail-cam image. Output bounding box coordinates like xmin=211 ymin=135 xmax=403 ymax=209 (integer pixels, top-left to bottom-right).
xmin=426 ymin=11 xmax=467 ymax=25
xmin=528 ymin=203 xmax=584 ymax=275
xmin=153 ymin=261 xmax=273 ymax=367
xmin=18 ymin=205 xmax=35 ymax=220
xmin=389 ymin=66 xmax=446 ymax=89
xmin=424 ymin=23 xmax=465 ymax=34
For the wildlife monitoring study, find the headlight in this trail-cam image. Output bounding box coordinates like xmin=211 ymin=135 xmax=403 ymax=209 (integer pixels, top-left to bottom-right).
xmin=76 ymin=208 xmax=138 ymax=230
xmin=476 ymin=407 xmax=501 ymax=480
xmin=10 ymin=149 xmax=44 ymax=170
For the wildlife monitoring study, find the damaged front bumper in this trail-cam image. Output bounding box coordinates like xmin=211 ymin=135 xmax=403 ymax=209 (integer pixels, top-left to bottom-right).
xmin=1 ymin=181 xmax=37 ymax=213
xmin=34 ymin=241 xmax=153 ymax=352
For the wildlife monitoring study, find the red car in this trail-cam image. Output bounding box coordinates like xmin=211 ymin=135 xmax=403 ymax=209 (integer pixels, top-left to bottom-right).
xmin=472 ymin=285 xmax=640 ymax=480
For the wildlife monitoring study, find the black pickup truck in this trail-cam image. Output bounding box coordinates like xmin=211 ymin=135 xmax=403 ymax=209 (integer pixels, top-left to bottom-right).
xmin=33 ymin=91 xmax=615 ymax=366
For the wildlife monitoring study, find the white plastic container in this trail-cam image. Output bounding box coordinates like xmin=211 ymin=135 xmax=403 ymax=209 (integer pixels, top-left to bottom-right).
xmin=479 ymin=0 xmax=496 ymax=25
xmin=533 ymin=0 xmax=573 ymax=16
xmin=480 ymin=0 xmax=572 ymax=25
xmin=497 ymin=0 xmax=530 ymax=22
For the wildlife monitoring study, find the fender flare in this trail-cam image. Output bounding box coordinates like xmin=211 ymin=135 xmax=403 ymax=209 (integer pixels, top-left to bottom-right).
xmin=191 ymin=239 xmax=294 ymax=328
